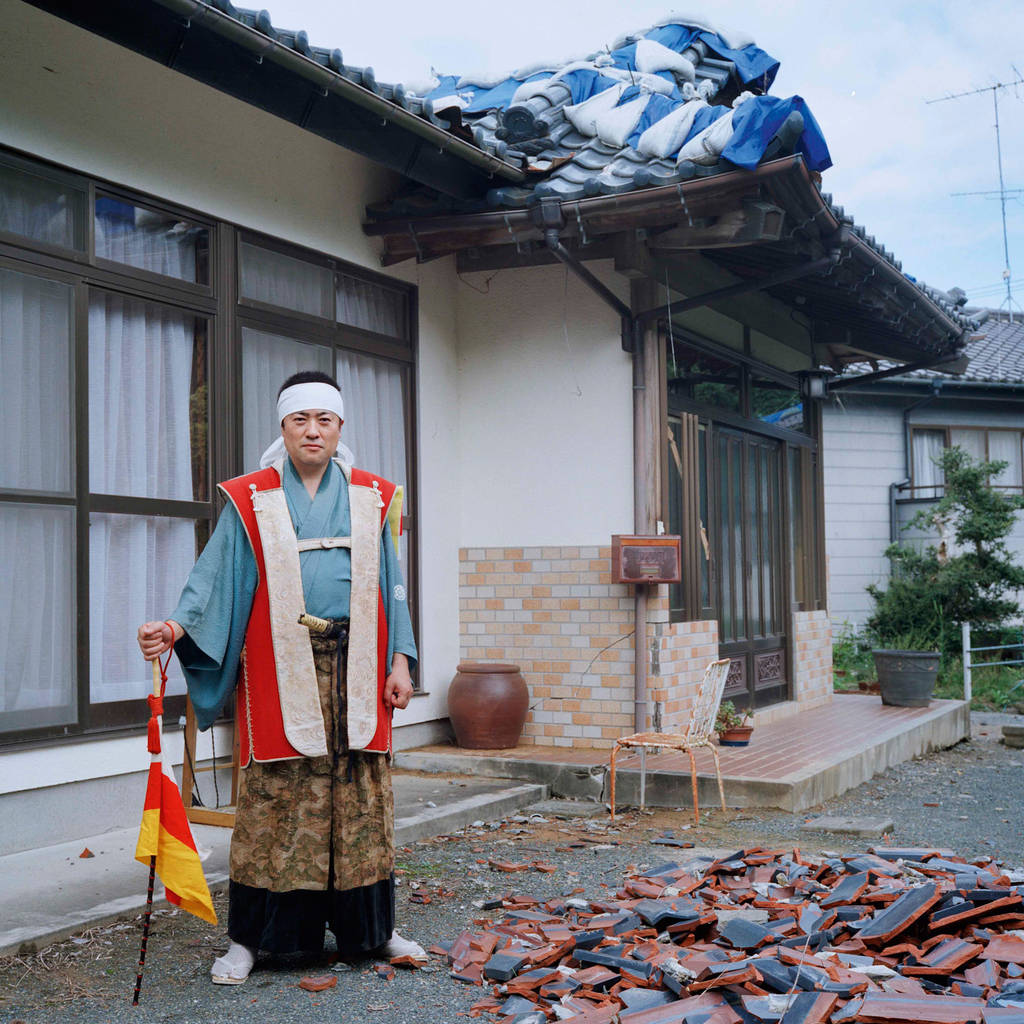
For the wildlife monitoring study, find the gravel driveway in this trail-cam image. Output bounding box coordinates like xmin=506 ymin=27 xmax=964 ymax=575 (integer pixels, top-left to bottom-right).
xmin=2 ymin=713 xmax=1020 ymax=1024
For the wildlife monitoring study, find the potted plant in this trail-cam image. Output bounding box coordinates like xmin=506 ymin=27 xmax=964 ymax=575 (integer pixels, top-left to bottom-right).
xmin=869 ymin=629 xmax=941 ymax=708
xmin=865 ymin=447 xmax=1024 ymax=709
xmin=715 ymin=700 xmax=754 ymax=746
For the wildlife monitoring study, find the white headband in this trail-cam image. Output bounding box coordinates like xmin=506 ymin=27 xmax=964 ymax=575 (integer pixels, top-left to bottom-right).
xmin=276 ymin=382 xmax=344 ymax=424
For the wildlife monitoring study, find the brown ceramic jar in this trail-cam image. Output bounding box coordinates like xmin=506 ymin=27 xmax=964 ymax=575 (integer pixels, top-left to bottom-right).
xmin=447 ymin=662 xmax=529 ymax=749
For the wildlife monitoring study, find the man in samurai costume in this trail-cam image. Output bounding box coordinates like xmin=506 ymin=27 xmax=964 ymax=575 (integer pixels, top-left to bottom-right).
xmin=137 ymin=371 xmax=422 ymax=984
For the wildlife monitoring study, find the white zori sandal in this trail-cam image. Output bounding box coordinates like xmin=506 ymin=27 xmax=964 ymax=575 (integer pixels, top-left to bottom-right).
xmin=211 ymin=941 xmax=256 ymax=984
xmin=378 ymin=930 xmax=427 ymax=960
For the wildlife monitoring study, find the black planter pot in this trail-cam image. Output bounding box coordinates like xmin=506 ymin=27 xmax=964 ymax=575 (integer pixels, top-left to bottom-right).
xmin=872 ymin=649 xmax=940 ymax=707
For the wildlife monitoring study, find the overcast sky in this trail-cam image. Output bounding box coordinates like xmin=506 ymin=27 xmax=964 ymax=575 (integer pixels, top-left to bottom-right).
xmin=276 ymin=1 xmax=1024 ymax=310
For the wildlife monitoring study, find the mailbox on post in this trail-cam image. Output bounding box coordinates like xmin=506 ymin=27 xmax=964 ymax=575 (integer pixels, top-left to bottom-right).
xmin=611 ymin=535 xmax=682 ymax=585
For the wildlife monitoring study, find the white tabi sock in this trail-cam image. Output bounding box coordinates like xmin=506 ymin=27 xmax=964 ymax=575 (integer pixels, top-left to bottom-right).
xmin=379 ymin=930 xmax=427 ymax=960
xmin=211 ymin=941 xmax=256 ymax=984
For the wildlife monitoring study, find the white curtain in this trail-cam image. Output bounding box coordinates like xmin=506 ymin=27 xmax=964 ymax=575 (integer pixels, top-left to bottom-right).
xmin=94 ymin=200 xmax=199 ymax=283
xmin=0 ymin=265 xmax=76 ymax=730
xmin=89 ymin=513 xmax=192 ymax=703
xmin=912 ymin=430 xmax=946 ymax=498
xmin=0 ymin=505 xmax=76 ymax=728
xmin=240 ymin=242 xmax=332 ymax=318
xmin=0 ymin=268 xmax=73 ymax=492
xmin=241 ymin=327 xmax=333 ymax=472
xmin=988 ymin=431 xmax=1023 ymax=490
xmin=336 ymin=273 xmax=404 ymax=337
xmin=336 ymin=349 xmax=409 ymax=563
xmin=0 ymin=162 xmax=82 ymax=250
xmin=88 ymin=288 xmax=199 ymax=703
xmin=88 ymin=293 xmax=195 ymax=500
xmin=950 ymin=428 xmax=986 ymax=465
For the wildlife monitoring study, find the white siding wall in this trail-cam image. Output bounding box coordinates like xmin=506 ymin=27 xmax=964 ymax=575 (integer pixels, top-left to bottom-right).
xmin=823 ymin=393 xmax=1024 ymax=633
xmin=822 ymin=398 xmax=906 ymax=630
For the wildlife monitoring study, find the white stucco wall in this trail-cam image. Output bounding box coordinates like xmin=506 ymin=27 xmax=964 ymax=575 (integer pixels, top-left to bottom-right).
xmin=455 ymin=262 xmax=634 ymax=546
xmin=3 ymin=2 xmax=390 ymax=270
xmin=1 ymin=4 xmax=461 ymax=802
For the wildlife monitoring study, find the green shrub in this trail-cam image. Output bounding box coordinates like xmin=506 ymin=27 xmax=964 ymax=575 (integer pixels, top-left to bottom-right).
xmin=866 ymin=446 xmax=1024 ymax=654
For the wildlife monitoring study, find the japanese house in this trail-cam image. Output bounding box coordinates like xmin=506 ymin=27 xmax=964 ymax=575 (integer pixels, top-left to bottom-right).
xmin=0 ymin=0 xmax=976 ymax=851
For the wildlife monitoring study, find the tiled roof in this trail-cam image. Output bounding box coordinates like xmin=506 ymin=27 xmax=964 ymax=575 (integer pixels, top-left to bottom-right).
xmin=216 ymin=3 xmax=828 ymax=205
xmin=419 ymin=19 xmax=831 ymax=208
xmin=841 ymin=310 xmax=1024 ymax=385
xmin=191 ymin=2 xmax=978 ymax=341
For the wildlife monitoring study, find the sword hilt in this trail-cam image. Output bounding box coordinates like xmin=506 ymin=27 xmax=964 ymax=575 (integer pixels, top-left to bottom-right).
xmin=298 ymin=612 xmax=335 ymax=635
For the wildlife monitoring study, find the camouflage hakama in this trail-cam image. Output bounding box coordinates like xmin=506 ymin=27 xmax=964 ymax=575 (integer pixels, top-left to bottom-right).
xmin=227 ymin=635 xmax=394 ymax=954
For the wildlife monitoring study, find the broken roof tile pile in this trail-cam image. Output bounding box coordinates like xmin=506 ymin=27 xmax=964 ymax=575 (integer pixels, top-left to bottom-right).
xmin=428 ymin=846 xmax=1024 ymax=1024
xmin=418 ymin=16 xmax=832 ymax=208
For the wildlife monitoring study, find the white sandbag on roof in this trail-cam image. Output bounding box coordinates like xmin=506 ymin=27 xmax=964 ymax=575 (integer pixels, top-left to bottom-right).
xmin=635 ymin=38 xmax=696 ymax=81
xmin=636 ymin=98 xmax=706 ymax=158
xmin=595 ymin=94 xmax=651 ymax=148
xmin=651 ymin=13 xmax=755 ymax=51
xmin=564 ymin=81 xmax=628 ymax=136
xmin=676 ymin=107 xmax=736 ymax=165
xmin=511 ymin=77 xmax=554 ymax=104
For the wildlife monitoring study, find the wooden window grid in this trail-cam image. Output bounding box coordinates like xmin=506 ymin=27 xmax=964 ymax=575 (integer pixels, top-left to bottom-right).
xmin=0 ymin=145 xmax=419 ymax=748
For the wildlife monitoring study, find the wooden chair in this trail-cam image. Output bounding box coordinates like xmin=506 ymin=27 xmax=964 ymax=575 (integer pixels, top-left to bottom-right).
xmin=608 ymin=658 xmax=731 ymax=826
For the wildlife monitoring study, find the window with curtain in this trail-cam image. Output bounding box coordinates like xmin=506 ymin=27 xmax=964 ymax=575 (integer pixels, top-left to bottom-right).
xmin=88 ymin=292 xmax=209 ymax=704
xmin=911 ymin=429 xmax=946 ymax=498
xmin=336 ymin=349 xmax=410 ymax=565
xmin=95 ymin=196 xmax=209 ymax=285
xmin=0 ymin=149 xmax=416 ymax=746
xmin=913 ymin=427 xmax=1024 ymax=498
xmin=0 ymin=266 xmax=77 ymax=732
xmin=0 ymin=153 xmax=86 ymax=251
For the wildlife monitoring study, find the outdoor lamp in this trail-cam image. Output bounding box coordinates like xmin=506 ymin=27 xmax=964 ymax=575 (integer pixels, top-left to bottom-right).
xmin=799 ymin=368 xmax=832 ymax=400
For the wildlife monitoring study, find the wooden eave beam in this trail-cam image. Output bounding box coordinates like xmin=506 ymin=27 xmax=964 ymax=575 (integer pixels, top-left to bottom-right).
xmin=634 ymin=254 xmax=836 ymax=323
xmin=365 ymin=155 xmax=813 ymax=263
xmin=616 ymin=242 xmax=815 ymax=354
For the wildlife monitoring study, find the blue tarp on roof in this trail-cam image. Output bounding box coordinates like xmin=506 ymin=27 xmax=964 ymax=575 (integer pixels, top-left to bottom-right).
xmin=723 ymin=95 xmax=832 ymax=172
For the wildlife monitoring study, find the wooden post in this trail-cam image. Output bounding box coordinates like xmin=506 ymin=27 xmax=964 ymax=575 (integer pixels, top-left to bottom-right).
xmin=631 ymin=278 xmax=662 ymax=733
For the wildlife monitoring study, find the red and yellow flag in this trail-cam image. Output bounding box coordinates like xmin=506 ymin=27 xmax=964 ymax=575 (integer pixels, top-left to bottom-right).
xmin=135 ymin=659 xmax=217 ymax=925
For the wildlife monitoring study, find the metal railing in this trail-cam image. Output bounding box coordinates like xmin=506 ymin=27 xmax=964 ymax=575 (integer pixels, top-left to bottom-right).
xmin=961 ymin=621 xmax=1024 ymax=701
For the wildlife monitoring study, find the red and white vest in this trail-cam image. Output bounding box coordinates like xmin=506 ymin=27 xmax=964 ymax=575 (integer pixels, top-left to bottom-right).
xmin=219 ymin=461 xmax=402 ymax=765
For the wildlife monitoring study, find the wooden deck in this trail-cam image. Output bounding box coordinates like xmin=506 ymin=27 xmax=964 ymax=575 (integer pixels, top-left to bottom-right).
xmin=396 ymin=694 xmax=971 ymax=812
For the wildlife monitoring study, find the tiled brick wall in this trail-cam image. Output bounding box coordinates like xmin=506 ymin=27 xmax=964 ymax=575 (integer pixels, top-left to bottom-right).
xmin=459 ymin=546 xmax=718 ymax=749
xmin=459 ymin=550 xmax=833 ymax=748
xmin=650 ymin=619 xmax=720 ymax=733
xmin=792 ymin=609 xmax=834 ymax=710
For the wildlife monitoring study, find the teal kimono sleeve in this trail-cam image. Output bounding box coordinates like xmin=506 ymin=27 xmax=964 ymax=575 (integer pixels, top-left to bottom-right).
xmin=170 ymin=502 xmax=258 ymax=730
xmin=381 ymin=527 xmax=417 ymax=673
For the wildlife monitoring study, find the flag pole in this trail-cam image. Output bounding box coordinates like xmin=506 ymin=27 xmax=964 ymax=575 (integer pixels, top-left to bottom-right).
xmin=132 ymin=659 xmax=161 ymax=1007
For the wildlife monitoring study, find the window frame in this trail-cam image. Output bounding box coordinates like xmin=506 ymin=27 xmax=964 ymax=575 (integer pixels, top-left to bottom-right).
xmin=0 ymin=146 xmax=420 ymax=748
xmin=907 ymin=424 xmax=1024 ymax=498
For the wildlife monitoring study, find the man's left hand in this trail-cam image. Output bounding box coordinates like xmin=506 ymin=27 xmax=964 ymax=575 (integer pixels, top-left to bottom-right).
xmin=384 ymin=654 xmax=414 ymax=710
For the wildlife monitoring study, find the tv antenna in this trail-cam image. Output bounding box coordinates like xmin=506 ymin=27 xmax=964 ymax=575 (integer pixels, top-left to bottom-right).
xmin=928 ymin=72 xmax=1024 ymax=321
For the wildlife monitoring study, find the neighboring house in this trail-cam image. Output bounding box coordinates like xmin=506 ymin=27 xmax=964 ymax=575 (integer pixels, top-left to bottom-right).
xmin=823 ymin=310 xmax=1024 ymax=632
xmin=1 ymin=0 xmax=975 ymax=854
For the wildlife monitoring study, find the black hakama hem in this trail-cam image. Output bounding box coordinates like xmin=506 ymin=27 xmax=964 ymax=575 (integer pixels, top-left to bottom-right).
xmin=227 ymin=875 xmax=395 ymax=955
